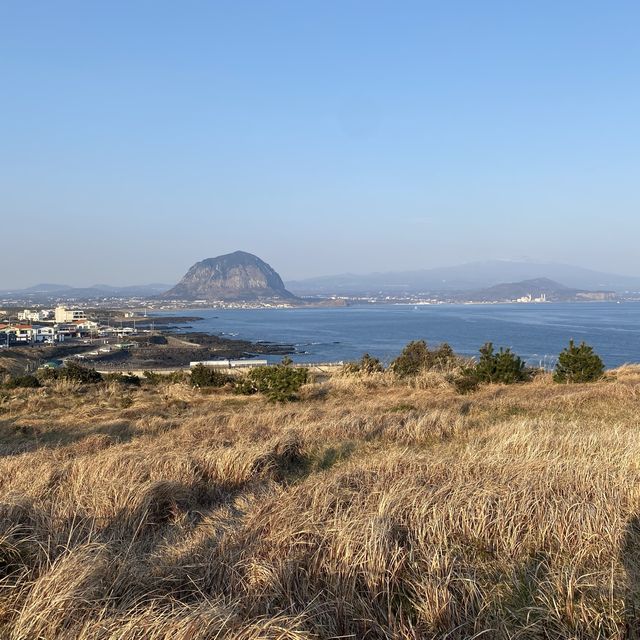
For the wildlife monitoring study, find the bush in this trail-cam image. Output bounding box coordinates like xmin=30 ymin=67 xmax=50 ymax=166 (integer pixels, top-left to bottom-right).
xmin=143 ymin=370 xmax=163 ymax=385
xmin=391 ymin=340 xmax=430 ymax=377
xmin=391 ymin=340 xmax=459 ymax=377
xmin=235 ymin=364 xmax=309 ymax=402
xmin=37 ymin=361 xmax=103 ymax=384
xmin=553 ymin=339 xmax=604 ymax=383
xmin=431 ymin=343 xmax=458 ymax=370
xmin=5 ymin=374 xmax=41 ymax=389
xmin=449 ymin=369 xmax=482 ymax=394
xmin=104 ymin=372 xmax=141 ymax=387
xmin=474 ymin=342 xmax=532 ymax=384
xmin=190 ymin=364 xmax=234 ymax=388
xmin=342 ymin=353 xmax=384 ymax=375
xmin=451 ymin=342 xmax=531 ymax=393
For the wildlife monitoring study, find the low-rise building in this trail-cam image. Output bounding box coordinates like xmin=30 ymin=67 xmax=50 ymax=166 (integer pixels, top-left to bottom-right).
xmin=34 ymin=326 xmax=55 ymax=343
xmin=54 ymin=306 xmax=86 ymax=323
xmin=74 ymin=319 xmax=99 ymax=332
xmin=18 ymin=309 xmax=51 ymax=322
xmin=54 ymin=323 xmax=81 ymax=339
xmin=7 ymin=324 xmax=34 ymax=342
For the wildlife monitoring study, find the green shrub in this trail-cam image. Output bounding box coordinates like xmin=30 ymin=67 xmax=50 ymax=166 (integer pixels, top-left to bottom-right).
xmin=451 ymin=342 xmax=532 ymax=393
xmin=474 ymin=342 xmax=532 ymax=385
xmin=37 ymin=361 xmax=103 ymax=384
xmin=449 ymin=368 xmax=482 ymax=394
xmin=143 ymin=370 xmax=163 ymax=385
xmin=431 ymin=343 xmax=458 ymax=370
xmin=5 ymin=374 xmax=41 ymax=389
xmin=36 ymin=367 xmax=57 ymax=383
xmin=167 ymin=370 xmax=189 ymax=384
xmin=62 ymin=362 xmax=103 ymax=384
xmin=391 ymin=340 xmax=459 ymax=377
xmin=391 ymin=340 xmax=430 ymax=377
xmin=342 ymin=353 xmax=384 ymax=375
xmin=104 ymin=372 xmax=141 ymax=387
xmin=553 ymin=339 xmax=604 ymax=383
xmin=190 ymin=364 xmax=234 ymax=388
xmin=235 ymin=365 xmax=309 ymax=402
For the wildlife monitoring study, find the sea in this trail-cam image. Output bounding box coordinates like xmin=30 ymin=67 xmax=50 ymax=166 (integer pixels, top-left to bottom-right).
xmin=160 ymin=302 xmax=640 ymax=369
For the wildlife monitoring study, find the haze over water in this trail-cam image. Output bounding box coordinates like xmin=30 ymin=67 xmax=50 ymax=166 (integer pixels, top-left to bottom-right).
xmin=163 ymin=302 xmax=640 ymax=368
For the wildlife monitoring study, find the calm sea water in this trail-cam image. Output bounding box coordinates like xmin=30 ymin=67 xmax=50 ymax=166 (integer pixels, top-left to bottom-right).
xmin=161 ymin=302 xmax=640 ymax=368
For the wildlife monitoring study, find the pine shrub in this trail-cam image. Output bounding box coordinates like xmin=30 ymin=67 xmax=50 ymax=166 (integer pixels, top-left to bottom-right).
xmin=5 ymin=374 xmax=41 ymax=389
xmin=38 ymin=362 xmax=103 ymax=384
xmin=553 ymin=339 xmax=604 ymax=383
xmin=235 ymin=364 xmax=309 ymax=402
xmin=451 ymin=342 xmax=532 ymax=393
xmin=104 ymin=372 xmax=142 ymax=387
xmin=391 ymin=340 xmax=459 ymax=378
xmin=190 ymin=364 xmax=234 ymax=388
xmin=474 ymin=342 xmax=532 ymax=384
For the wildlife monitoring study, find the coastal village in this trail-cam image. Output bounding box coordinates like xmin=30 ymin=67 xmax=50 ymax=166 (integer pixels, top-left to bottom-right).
xmin=0 ymin=306 xmax=137 ymax=350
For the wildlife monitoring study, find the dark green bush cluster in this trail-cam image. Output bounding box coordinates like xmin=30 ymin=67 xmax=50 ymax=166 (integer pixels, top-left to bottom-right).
xmin=235 ymin=364 xmax=309 ymax=402
xmin=474 ymin=342 xmax=532 ymax=384
xmin=189 ymin=364 xmax=234 ymax=388
xmin=142 ymin=370 xmax=162 ymax=385
xmin=104 ymin=372 xmax=142 ymax=387
xmin=37 ymin=361 xmax=103 ymax=384
xmin=391 ymin=340 xmax=459 ymax=377
xmin=342 ymin=353 xmax=384 ymax=375
xmin=452 ymin=342 xmax=532 ymax=393
xmin=4 ymin=374 xmax=41 ymax=389
xmin=553 ymin=339 xmax=604 ymax=383
xmin=449 ymin=339 xmax=606 ymax=393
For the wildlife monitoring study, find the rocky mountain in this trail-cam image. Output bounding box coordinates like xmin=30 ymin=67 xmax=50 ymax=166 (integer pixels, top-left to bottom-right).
xmin=163 ymin=251 xmax=296 ymax=301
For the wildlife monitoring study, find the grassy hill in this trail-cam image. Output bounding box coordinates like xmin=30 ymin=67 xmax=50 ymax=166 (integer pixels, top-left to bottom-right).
xmin=1 ymin=367 xmax=640 ymax=637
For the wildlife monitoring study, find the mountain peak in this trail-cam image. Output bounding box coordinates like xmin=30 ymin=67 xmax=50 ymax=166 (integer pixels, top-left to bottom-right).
xmin=164 ymin=252 xmax=296 ymax=301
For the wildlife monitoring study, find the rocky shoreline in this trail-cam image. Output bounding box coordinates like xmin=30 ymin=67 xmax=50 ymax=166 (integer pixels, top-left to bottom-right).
xmin=88 ymin=328 xmax=294 ymax=370
xmin=0 ymin=314 xmax=296 ymax=374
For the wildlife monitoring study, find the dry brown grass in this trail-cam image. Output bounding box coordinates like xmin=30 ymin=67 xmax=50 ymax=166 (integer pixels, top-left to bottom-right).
xmin=1 ymin=370 xmax=640 ymax=638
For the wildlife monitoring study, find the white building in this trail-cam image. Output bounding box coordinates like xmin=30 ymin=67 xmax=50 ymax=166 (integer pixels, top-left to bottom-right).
xmin=54 ymin=306 xmax=86 ymax=323
xmin=18 ymin=309 xmax=51 ymax=322
xmin=515 ymin=293 xmax=547 ymax=303
xmin=34 ymin=326 xmax=55 ymax=343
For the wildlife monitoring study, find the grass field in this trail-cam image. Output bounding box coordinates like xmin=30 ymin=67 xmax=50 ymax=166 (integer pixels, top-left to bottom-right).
xmin=1 ymin=368 xmax=640 ymax=638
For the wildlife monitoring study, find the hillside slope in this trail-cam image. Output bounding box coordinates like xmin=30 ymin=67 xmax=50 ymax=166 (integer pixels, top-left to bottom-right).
xmin=1 ymin=368 xmax=640 ymax=637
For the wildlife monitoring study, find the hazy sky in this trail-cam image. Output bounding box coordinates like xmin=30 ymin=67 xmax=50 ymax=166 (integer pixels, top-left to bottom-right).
xmin=2 ymin=1 xmax=639 ymax=288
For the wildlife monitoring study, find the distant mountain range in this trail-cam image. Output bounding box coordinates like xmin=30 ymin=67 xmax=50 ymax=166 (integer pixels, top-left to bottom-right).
xmin=286 ymin=260 xmax=640 ymax=295
xmin=3 ymin=258 xmax=638 ymax=303
xmin=458 ymin=278 xmax=616 ymax=302
xmin=0 ymin=283 xmax=172 ymax=300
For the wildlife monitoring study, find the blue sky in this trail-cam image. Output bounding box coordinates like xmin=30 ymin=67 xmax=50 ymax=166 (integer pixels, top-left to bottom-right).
xmin=2 ymin=1 xmax=639 ymax=287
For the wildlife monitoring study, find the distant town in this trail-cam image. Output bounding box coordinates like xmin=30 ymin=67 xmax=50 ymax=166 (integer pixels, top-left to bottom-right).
xmin=0 ymin=305 xmax=146 ymax=350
